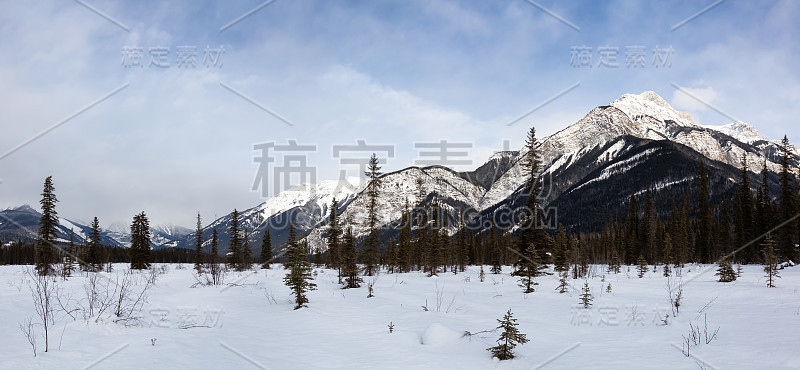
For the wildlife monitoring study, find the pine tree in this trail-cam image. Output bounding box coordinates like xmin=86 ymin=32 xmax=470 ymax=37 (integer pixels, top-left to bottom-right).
xmin=396 ymin=203 xmax=412 ymax=273
xmin=86 ymin=217 xmax=103 ymax=272
xmin=636 ymin=255 xmax=648 ymax=278
xmin=241 ymin=229 xmax=252 ymax=271
xmin=325 ymin=197 xmax=341 ymax=271
xmin=228 ymin=209 xmax=242 ymax=270
xmin=514 ymin=126 xmax=549 ymax=275
xmin=489 ymin=227 xmax=502 ymax=274
xmin=763 ymin=232 xmax=780 ymax=288
xmin=260 ymin=229 xmax=272 ymax=269
xmin=35 ymin=176 xmax=58 ymax=276
xmin=662 ymin=233 xmax=673 ymax=277
xmin=363 ymin=153 xmax=383 ymax=276
xmin=283 ymin=224 xmax=316 ymax=309
xmin=579 ymin=281 xmax=593 ymax=308
xmin=194 ymin=213 xmax=203 ymax=274
xmin=62 ymin=228 xmax=76 ymax=278
xmin=518 ymin=243 xmax=543 ymax=293
xmin=555 ymin=270 xmax=569 ymax=293
xmin=340 ymin=227 xmax=361 ymax=289
xmin=208 ymin=229 xmax=221 ymax=285
xmin=734 ymin=153 xmax=756 ymax=263
xmin=487 ymin=309 xmax=528 ymax=360
xmin=777 ymin=136 xmax=797 ymax=261
xmin=553 ymin=224 xmax=569 ymax=273
xmin=715 ymin=257 xmax=736 ymax=282
xmin=696 ymin=162 xmax=714 ymax=263
xmin=625 ymin=194 xmax=640 ymax=265
xmin=129 ymin=212 xmax=151 ymax=269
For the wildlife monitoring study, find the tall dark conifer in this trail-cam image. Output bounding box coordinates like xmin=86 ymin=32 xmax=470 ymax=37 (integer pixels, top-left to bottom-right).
xmin=260 ymin=229 xmax=272 ymax=269
xmin=363 ymin=153 xmax=383 ymax=276
xmin=86 ymin=217 xmax=103 ymax=272
xmin=228 ymin=209 xmax=241 ymax=270
xmin=283 ymin=224 xmax=316 ymax=309
xmin=340 ymin=227 xmax=361 ymax=288
xmin=194 ymin=213 xmax=203 ymax=273
xmin=777 ymin=136 xmax=797 ymax=261
xmin=734 ymin=153 xmax=756 ymax=263
xmin=514 ymin=126 xmax=549 ymax=275
xmin=129 ymin=212 xmax=151 ymax=269
xmin=35 ymin=176 xmax=58 ymax=276
xmin=624 ymin=194 xmax=639 ymax=265
xmin=326 ymin=197 xmax=341 ymax=270
xmin=696 ymin=162 xmax=713 ymax=263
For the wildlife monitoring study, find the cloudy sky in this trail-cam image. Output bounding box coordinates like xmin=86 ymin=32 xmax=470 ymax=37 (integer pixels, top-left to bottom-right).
xmin=1 ymin=0 xmax=798 ymax=228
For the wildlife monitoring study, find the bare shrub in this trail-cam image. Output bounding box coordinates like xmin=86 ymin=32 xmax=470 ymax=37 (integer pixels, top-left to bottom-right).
xmin=18 ymin=316 xmax=37 ymax=357
xmin=26 ymin=268 xmax=57 ymax=353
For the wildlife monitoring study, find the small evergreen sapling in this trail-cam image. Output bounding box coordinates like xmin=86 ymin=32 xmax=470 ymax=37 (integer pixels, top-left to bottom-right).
xmin=487 ymin=309 xmax=528 ymax=360
xmin=636 ymin=255 xmax=648 ymax=278
xmin=555 ymin=271 xmax=569 ymax=294
xmin=763 ymin=233 xmax=780 ymax=288
xmin=715 ymin=258 xmax=737 ymax=282
xmin=579 ymin=281 xmax=593 ymax=308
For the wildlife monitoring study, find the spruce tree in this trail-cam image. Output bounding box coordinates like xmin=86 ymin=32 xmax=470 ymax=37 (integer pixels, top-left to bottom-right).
xmin=35 ymin=176 xmax=58 ymax=276
xmin=555 ymin=270 xmax=569 ymax=293
xmin=514 ymin=126 xmax=549 ymax=275
xmin=194 ymin=213 xmax=203 ymax=274
xmin=625 ymin=194 xmax=640 ymax=265
xmin=487 ymin=309 xmax=529 ymax=360
xmin=553 ymin=224 xmax=569 ymax=273
xmin=363 ymin=153 xmax=383 ymax=276
xmin=129 ymin=212 xmax=151 ymax=269
xmin=228 ymin=209 xmax=242 ymax=270
xmin=734 ymin=153 xmax=756 ymax=263
xmin=283 ymin=224 xmax=316 ymax=309
xmin=763 ymin=232 xmax=780 ymax=288
xmin=325 ymin=197 xmax=341 ymax=271
xmin=86 ymin=217 xmax=103 ymax=272
xmin=696 ymin=162 xmax=714 ymax=263
xmin=636 ymin=255 xmax=648 ymax=278
xmin=208 ymin=229 xmax=221 ymax=285
xmin=260 ymin=229 xmax=272 ymax=269
xmin=241 ymin=229 xmax=252 ymax=271
xmin=662 ymin=233 xmax=673 ymax=277
xmin=579 ymin=281 xmax=593 ymax=308
xmin=340 ymin=227 xmax=361 ymax=288
xmin=715 ymin=257 xmax=736 ymax=282
xmin=63 ymin=228 xmax=76 ymax=278
xmin=396 ymin=203 xmax=412 ymax=273
xmin=777 ymin=136 xmax=797 ymax=261
xmin=518 ymin=243 xmax=543 ymax=293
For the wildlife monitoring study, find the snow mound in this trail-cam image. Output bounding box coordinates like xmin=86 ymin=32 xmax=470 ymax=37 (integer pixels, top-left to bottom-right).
xmin=421 ymin=323 xmax=462 ymax=346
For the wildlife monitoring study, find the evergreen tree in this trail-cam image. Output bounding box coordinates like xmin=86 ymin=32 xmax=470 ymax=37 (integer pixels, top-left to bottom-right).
xmin=715 ymin=200 xmax=733 ymax=259
xmin=241 ymin=229 xmax=252 ymax=271
xmin=228 ymin=209 xmax=242 ymax=270
xmin=517 ymin=243 xmax=543 ymax=293
xmin=325 ymin=197 xmax=341 ymax=271
xmin=715 ymin=257 xmax=736 ymax=282
xmin=555 ymin=270 xmax=569 ymax=293
xmin=63 ymin=228 xmax=76 ymax=278
xmin=662 ymin=233 xmax=673 ymax=277
xmin=194 ymin=213 xmax=203 ymax=274
xmin=636 ymin=255 xmax=648 ymax=278
xmin=734 ymin=153 xmax=756 ymax=263
xmin=553 ymin=224 xmax=569 ymax=273
xmin=456 ymin=215 xmax=469 ymax=272
xmin=489 ymin=227 xmax=502 ymax=274
xmin=260 ymin=229 xmax=272 ymax=269
xmin=624 ymin=194 xmax=640 ymax=265
xmin=283 ymin=224 xmax=316 ymax=309
xmin=641 ymin=184 xmax=657 ymax=263
xmin=579 ymin=281 xmax=593 ymax=308
xmin=363 ymin=153 xmax=383 ymax=276
xmin=86 ymin=217 xmax=103 ymax=272
xmin=35 ymin=176 xmax=58 ymax=276
xmin=129 ymin=211 xmax=151 ymax=269
xmin=208 ymin=229 xmax=222 ymax=285
xmin=777 ymin=136 xmax=797 ymax=261
xmin=514 ymin=126 xmax=549 ymax=275
xmin=763 ymin=232 xmax=780 ymax=288
xmin=487 ymin=309 xmax=529 ymax=360
xmin=696 ymin=162 xmax=714 ymax=263
xmin=396 ymin=202 xmax=412 ymax=273
xmin=340 ymin=227 xmax=361 ymax=288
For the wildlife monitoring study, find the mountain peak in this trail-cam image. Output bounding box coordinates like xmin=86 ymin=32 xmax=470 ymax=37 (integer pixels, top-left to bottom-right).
xmin=704 ymin=121 xmax=766 ymax=144
xmin=610 ymin=91 xmax=695 ymax=127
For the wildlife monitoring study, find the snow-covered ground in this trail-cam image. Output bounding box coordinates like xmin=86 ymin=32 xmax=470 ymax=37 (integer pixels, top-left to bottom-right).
xmin=1 ymin=263 xmax=798 ymax=369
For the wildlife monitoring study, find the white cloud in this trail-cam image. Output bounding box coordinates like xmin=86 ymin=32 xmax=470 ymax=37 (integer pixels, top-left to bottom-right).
xmin=671 ymin=86 xmax=719 ymax=113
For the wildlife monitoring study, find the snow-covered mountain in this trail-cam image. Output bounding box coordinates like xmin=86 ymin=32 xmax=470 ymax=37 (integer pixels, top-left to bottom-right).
xmin=184 ymin=91 xmax=798 ymax=254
